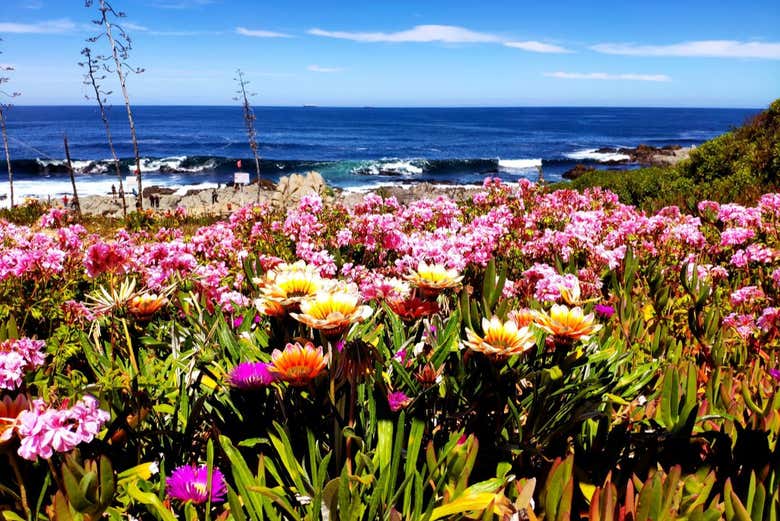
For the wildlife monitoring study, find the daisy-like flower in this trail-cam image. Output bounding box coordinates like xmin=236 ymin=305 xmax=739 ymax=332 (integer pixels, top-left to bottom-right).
xmin=533 ymin=305 xmax=602 ymax=342
xmin=290 ymin=285 xmax=373 ymax=338
xmin=128 ymin=293 xmax=168 ymax=321
xmin=0 ymin=394 xmax=29 ymax=446
xmin=559 ymin=281 xmax=581 ymax=306
xmin=507 ymin=308 xmax=535 ymax=328
xmin=464 ymin=316 xmax=536 ymax=358
xmin=270 ymin=342 xmax=328 ymax=386
xmin=166 ymin=464 xmax=227 ymax=504
xmin=256 ymin=261 xmax=324 ymax=314
xmin=228 ymin=362 xmax=275 ymax=389
xmin=405 ymin=261 xmax=463 ymax=298
xmin=386 ymin=296 xmax=439 ymax=322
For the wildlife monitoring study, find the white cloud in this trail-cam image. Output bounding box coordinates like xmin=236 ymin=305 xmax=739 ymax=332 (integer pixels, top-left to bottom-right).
xmin=0 ymin=18 xmax=76 ymax=34
xmin=154 ymin=0 xmax=215 ymax=9
xmin=504 ymin=41 xmax=571 ymax=53
xmin=308 ymin=25 xmax=502 ymax=43
xmin=545 ymin=71 xmax=671 ymax=82
xmin=591 ymin=40 xmax=780 ymax=59
xmin=122 ymin=22 xmax=149 ymax=32
xmin=22 ymin=1 xmax=44 ymax=9
xmin=307 ymin=65 xmax=343 ymax=73
xmin=236 ymin=27 xmax=292 ymax=38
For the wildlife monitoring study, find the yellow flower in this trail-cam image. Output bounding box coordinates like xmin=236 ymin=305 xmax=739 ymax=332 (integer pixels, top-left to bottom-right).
xmin=533 ymin=304 xmax=602 ymax=341
xmin=270 ymin=342 xmax=328 ymax=386
xmin=128 ymin=293 xmax=168 ymax=320
xmin=0 ymin=394 xmax=29 ymax=446
xmin=507 ymin=308 xmax=535 ymax=328
xmin=464 ymin=316 xmax=536 ymax=358
xmin=290 ymin=284 xmax=373 ymax=338
xmin=405 ymin=261 xmax=463 ymax=297
xmin=257 ymin=261 xmax=324 ymax=313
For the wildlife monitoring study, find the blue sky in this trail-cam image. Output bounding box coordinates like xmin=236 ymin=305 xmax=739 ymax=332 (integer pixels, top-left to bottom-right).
xmin=1 ymin=0 xmax=778 ymax=107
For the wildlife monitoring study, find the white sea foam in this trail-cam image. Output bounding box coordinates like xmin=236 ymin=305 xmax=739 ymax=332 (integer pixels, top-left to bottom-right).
xmin=172 ymin=182 xmax=220 ymax=195
xmin=565 ymin=149 xmax=631 ymax=162
xmin=356 ymin=160 xmax=424 ymax=176
xmin=498 ymin=158 xmax=543 ymax=171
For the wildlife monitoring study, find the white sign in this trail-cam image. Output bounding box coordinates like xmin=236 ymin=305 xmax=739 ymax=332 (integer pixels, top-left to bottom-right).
xmin=234 ymin=172 xmax=250 ymax=185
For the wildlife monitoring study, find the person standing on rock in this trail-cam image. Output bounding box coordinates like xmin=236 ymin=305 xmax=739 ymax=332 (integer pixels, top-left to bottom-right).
xmin=112 ymin=185 xmax=117 ymax=199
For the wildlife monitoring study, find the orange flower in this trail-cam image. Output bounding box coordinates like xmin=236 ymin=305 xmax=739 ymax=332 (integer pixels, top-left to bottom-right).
xmin=405 ymin=261 xmax=463 ymax=297
xmin=507 ymin=308 xmax=535 ymax=328
xmin=0 ymin=394 xmax=29 ymax=446
xmin=464 ymin=316 xmax=536 ymax=358
xmin=270 ymin=342 xmax=328 ymax=386
xmin=128 ymin=293 xmax=168 ymax=320
xmin=533 ymin=305 xmax=601 ymax=342
xmin=290 ymin=285 xmax=372 ymax=338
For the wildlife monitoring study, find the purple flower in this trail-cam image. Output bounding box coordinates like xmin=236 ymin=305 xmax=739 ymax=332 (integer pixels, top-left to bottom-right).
xmin=228 ymin=362 xmax=275 ymax=389
xmin=769 ymin=368 xmax=780 ymax=381
xmin=387 ymin=391 xmax=411 ymax=412
xmin=594 ymin=304 xmax=615 ymax=319
xmin=166 ymin=464 xmax=226 ymax=504
xmin=233 ymin=316 xmax=244 ymax=329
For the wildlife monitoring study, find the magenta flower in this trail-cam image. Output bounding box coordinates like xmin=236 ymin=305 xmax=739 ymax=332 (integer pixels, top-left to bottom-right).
xmin=228 ymin=362 xmax=275 ymax=389
xmin=166 ymin=464 xmax=226 ymax=504
xmin=594 ymin=304 xmax=615 ymax=319
xmin=387 ymin=391 xmax=412 ymax=412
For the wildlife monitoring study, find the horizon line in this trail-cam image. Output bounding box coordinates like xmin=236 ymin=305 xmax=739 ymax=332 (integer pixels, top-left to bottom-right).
xmin=6 ymin=103 xmax=765 ymax=110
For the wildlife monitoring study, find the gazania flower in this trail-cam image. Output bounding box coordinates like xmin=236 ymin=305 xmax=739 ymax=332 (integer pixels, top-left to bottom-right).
xmin=507 ymin=308 xmax=535 ymax=328
xmin=128 ymin=293 xmax=168 ymax=320
xmin=533 ymin=305 xmax=602 ymax=342
xmin=0 ymin=394 xmax=29 ymax=446
xmin=290 ymin=286 xmax=372 ymax=338
xmin=415 ymin=363 xmax=444 ymax=387
xmin=166 ymin=464 xmax=227 ymax=504
xmin=270 ymin=342 xmax=328 ymax=386
xmin=405 ymin=262 xmax=463 ymax=297
xmin=559 ymin=281 xmax=581 ymax=306
xmin=229 ymin=362 xmax=275 ymax=389
xmin=257 ymin=261 xmax=324 ymax=313
xmin=386 ymin=296 xmax=439 ymax=322
xmin=464 ymin=316 xmax=536 ymax=358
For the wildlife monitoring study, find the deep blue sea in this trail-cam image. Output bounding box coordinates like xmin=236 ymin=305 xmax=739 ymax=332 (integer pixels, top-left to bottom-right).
xmin=0 ymin=106 xmax=759 ymax=197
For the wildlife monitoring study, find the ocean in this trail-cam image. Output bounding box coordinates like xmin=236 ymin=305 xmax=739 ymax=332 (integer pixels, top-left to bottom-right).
xmin=0 ymin=106 xmax=759 ymax=199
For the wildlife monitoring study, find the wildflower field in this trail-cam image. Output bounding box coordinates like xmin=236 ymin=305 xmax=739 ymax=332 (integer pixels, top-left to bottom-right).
xmin=0 ymin=179 xmax=778 ymax=520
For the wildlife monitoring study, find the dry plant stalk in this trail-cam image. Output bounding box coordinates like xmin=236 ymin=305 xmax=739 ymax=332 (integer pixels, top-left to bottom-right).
xmin=86 ymin=0 xmax=144 ymax=210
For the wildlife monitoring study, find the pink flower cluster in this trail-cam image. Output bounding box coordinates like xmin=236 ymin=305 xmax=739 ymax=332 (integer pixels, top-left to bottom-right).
xmin=16 ymin=395 xmax=110 ymax=460
xmin=0 ymin=338 xmax=46 ymax=390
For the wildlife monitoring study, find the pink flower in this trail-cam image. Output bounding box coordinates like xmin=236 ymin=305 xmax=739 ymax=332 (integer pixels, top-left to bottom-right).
xmin=388 ymin=391 xmax=412 ymax=412
xmin=17 ymin=396 xmax=109 ymax=461
xmin=166 ymin=464 xmax=227 ymax=504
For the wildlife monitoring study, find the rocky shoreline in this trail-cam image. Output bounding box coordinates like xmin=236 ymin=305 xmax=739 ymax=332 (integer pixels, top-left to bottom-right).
xmin=73 ymin=172 xmax=481 ymax=217
xmin=562 ymin=144 xmax=691 ymax=179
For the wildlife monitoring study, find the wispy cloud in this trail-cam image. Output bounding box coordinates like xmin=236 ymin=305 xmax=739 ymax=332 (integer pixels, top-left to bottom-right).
xmin=154 ymin=0 xmax=215 ymax=9
xmin=504 ymin=41 xmax=571 ymax=53
xmin=307 ymin=65 xmax=344 ymax=73
xmin=308 ymin=25 xmax=502 ymax=43
xmin=21 ymin=0 xmax=44 ymax=10
xmin=122 ymin=22 xmax=149 ymax=32
xmin=150 ymin=30 xmax=224 ymax=36
xmin=236 ymin=27 xmax=292 ymax=38
xmin=591 ymin=40 xmax=780 ymax=59
xmin=545 ymin=71 xmax=671 ymax=82
xmin=0 ymin=18 xmax=75 ymax=34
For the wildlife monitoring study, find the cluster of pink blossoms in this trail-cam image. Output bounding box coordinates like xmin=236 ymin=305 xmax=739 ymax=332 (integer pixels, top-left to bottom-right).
xmin=16 ymin=395 xmax=110 ymax=461
xmin=0 ymin=338 xmax=46 ymax=390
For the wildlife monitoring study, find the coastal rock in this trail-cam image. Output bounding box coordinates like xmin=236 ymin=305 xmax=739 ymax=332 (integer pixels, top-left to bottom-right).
xmin=562 ymin=164 xmax=598 ymax=180
xmin=272 ymin=171 xmax=328 ymax=206
xmin=593 ymin=144 xmax=690 ymax=166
